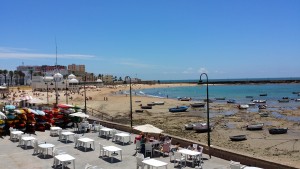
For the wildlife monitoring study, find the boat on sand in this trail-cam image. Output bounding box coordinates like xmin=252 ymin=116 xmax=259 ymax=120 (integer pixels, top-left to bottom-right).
xmin=247 ymin=123 xmax=264 ymax=130
xmin=230 ymin=135 xmax=247 ymax=141
xmin=169 ymin=106 xmax=189 ymax=112
xmin=190 ymin=102 xmax=205 ymax=108
xmin=238 ymin=104 xmax=249 ymax=109
xmin=193 ymin=123 xmax=211 ymax=133
xmin=184 ymin=123 xmax=195 ymax=130
xmin=269 ymin=128 xmax=288 ymax=134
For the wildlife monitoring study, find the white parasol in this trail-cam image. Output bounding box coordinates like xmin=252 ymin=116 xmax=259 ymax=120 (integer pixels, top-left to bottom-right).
xmin=69 ymin=112 xmax=89 ymax=118
xmin=133 ymin=124 xmax=163 ymax=134
xmin=0 ymin=111 xmax=7 ymax=119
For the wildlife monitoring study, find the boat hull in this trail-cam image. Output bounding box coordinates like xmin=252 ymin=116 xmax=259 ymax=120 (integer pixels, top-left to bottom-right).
xmin=269 ymin=128 xmax=288 ymax=134
xmin=230 ymin=135 xmax=247 ymax=141
xmin=169 ymin=106 xmax=189 ymax=112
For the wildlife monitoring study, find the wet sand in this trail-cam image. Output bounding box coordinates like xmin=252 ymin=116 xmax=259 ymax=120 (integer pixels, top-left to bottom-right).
xmin=5 ymin=83 xmax=300 ymax=168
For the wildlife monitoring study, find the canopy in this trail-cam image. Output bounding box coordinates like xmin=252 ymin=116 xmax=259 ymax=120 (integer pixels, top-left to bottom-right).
xmin=0 ymin=111 xmax=7 ymax=119
xmin=133 ymin=124 xmax=163 ymax=134
xmin=69 ymin=112 xmax=89 ymax=118
xmin=5 ymin=105 xmax=16 ymax=110
xmin=27 ymin=98 xmax=45 ymax=104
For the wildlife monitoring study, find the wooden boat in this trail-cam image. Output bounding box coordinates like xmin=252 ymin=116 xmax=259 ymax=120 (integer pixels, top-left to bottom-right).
xmin=230 ymin=135 xmax=247 ymax=141
xmin=169 ymin=106 xmax=189 ymax=112
xmin=292 ymin=92 xmax=300 ymax=94
xmin=247 ymin=123 xmax=264 ymax=130
xmin=215 ymin=97 xmax=226 ymax=100
xmin=152 ymin=101 xmax=165 ymax=105
xmin=135 ymin=110 xmax=144 ymax=113
xmin=203 ymin=99 xmax=213 ymax=103
xmin=141 ymin=105 xmax=152 ymax=109
xmin=135 ymin=100 xmax=141 ymax=103
xmin=184 ymin=123 xmax=195 ymax=130
xmin=260 ymin=93 xmax=267 ymax=96
xmin=258 ymin=104 xmax=267 ymax=109
xmin=248 ymin=102 xmax=256 ymax=106
xmin=252 ymin=100 xmax=267 ymax=103
xmin=227 ymin=99 xmax=236 ymax=104
xmin=193 ymin=123 xmax=211 ymax=133
xmin=295 ymin=98 xmax=300 ymax=102
xmin=147 ymin=103 xmax=155 ymax=106
xmin=259 ymin=112 xmax=269 ymax=117
xmin=178 ymin=97 xmax=192 ymax=101
xmin=278 ymin=97 xmax=289 ymax=103
xmin=238 ymin=104 xmax=249 ymax=109
xmin=190 ymin=102 xmax=205 ymax=108
xmin=269 ymin=128 xmax=288 ymax=134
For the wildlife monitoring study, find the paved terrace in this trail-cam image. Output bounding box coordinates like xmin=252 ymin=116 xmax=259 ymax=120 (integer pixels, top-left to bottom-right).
xmin=0 ymin=127 xmax=230 ymax=169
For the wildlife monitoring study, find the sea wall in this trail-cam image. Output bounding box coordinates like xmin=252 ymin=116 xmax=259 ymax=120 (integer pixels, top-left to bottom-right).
xmin=89 ymin=117 xmax=298 ymax=169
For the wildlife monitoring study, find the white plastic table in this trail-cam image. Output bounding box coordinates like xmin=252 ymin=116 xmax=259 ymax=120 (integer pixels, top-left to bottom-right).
xmin=38 ymin=143 xmax=55 ymax=158
xmin=54 ymin=154 xmax=75 ymax=169
xmin=10 ymin=131 xmax=23 ymax=141
xmin=50 ymin=127 xmax=62 ymax=136
xmin=103 ymin=145 xmax=122 ymax=163
xmin=178 ymin=149 xmax=201 ymax=167
xmin=244 ymin=167 xmax=263 ymax=169
xmin=21 ymin=136 xmax=36 ymax=149
xmin=78 ymin=138 xmax=95 ymax=151
xmin=61 ymin=131 xmax=75 ymax=143
xmin=99 ymin=128 xmax=113 ymax=138
xmin=142 ymin=159 xmax=168 ymax=169
xmin=115 ymin=133 xmax=131 ymax=145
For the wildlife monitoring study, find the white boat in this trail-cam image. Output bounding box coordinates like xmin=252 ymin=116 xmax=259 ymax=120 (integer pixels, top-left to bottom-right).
xmin=252 ymin=100 xmax=267 ymax=103
xmin=238 ymin=104 xmax=249 ymax=109
xmin=190 ymin=102 xmax=205 ymax=108
xmin=152 ymin=101 xmax=165 ymax=105
xmin=193 ymin=123 xmax=211 ymax=133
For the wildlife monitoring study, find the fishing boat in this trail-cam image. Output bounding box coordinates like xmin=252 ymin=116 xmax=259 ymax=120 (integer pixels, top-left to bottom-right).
xmin=246 ymin=96 xmax=253 ymax=98
xmin=215 ymin=97 xmax=226 ymax=100
xmin=259 ymin=112 xmax=269 ymax=117
xmin=229 ymin=135 xmax=247 ymax=141
xmin=278 ymin=97 xmax=289 ymax=103
xmin=292 ymin=92 xmax=300 ymax=94
xmin=147 ymin=103 xmax=155 ymax=106
xmin=203 ymin=99 xmax=213 ymax=103
xmin=141 ymin=105 xmax=152 ymax=109
xmin=238 ymin=104 xmax=249 ymax=109
xmin=227 ymin=99 xmax=236 ymax=104
xmin=252 ymin=100 xmax=267 ymax=103
xmin=178 ymin=97 xmax=192 ymax=101
xmin=248 ymin=102 xmax=256 ymax=106
xmin=295 ymin=98 xmax=300 ymax=102
xmin=152 ymin=101 xmax=165 ymax=105
xmin=258 ymin=104 xmax=267 ymax=109
xmin=247 ymin=123 xmax=264 ymax=130
xmin=135 ymin=110 xmax=144 ymax=113
xmin=269 ymin=128 xmax=288 ymax=134
xmin=190 ymin=102 xmax=205 ymax=108
xmin=184 ymin=123 xmax=195 ymax=130
xmin=169 ymin=106 xmax=189 ymax=112
xmin=193 ymin=123 xmax=211 ymax=133
xmin=260 ymin=93 xmax=267 ymax=96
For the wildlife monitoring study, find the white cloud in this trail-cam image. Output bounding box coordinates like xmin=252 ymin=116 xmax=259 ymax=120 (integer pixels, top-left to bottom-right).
xmin=197 ymin=67 xmax=208 ymax=74
xmin=0 ymin=46 xmax=96 ymax=59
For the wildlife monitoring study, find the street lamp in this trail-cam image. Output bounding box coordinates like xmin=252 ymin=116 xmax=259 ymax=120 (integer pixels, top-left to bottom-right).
xmin=43 ymin=76 xmax=50 ymax=105
xmin=65 ymin=78 xmax=68 ymax=104
xmin=199 ymin=73 xmax=211 ymax=157
xmin=53 ymin=73 xmax=63 ymax=106
xmin=125 ymin=76 xmax=133 ymax=128
xmin=84 ymin=75 xmax=87 ymax=114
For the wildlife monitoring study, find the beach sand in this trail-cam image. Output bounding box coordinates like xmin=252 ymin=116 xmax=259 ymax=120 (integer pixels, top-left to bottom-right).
xmin=5 ymin=83 xmax=300 ymax=168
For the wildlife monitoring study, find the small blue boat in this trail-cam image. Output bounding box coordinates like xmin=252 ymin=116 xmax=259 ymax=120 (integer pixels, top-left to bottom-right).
xmin=169 ymin=106 xmax=189 ymax=112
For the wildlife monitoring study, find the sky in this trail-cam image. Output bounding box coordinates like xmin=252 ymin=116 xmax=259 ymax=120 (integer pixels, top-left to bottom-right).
xmin=0 ymin=0 xmax=299 ymax=80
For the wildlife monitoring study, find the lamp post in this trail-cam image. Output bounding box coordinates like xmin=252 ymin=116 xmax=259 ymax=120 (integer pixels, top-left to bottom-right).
xmin=65 ymin=78 xmax=68 ymax=104
xmin=84 ymin=75 xmax=87 ymax=114
xmin=199 ymin=73 xmax=211 ymax=158
xmin=125 ymin=76 xmax=132 ymax=128
xmin=43 ymin=76 xmax=49 ymax=105
xmin=53 ymin=73 xmax=63 ymax=106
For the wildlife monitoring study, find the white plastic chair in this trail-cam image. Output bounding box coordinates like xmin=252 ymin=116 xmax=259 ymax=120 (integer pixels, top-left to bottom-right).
xmin=18 ymin=134 xmax=24 ymax=146
xmin=74 ymin=134 xmax=82 ymax=148
xmin=110 ymin=129 xmax=117 ymax=141
xmin=33 ymin=140 xmax=42 ymax=155
xmin=174 ymin=151 xmax=186 ymax=168
xmin=145 ymin=143 xmax=153 ymax=157
xmin=52 ymin=148 xmax=66 ymax=166
xmin=136 ymin=153 xmax=150 ymax=169
xmin=230 ymin=161 xmax=242 ymax=169
xmin=99 ymin=143 xmax=107 ymax=157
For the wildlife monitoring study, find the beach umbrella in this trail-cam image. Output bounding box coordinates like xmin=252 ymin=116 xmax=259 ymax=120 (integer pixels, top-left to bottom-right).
xmin=27 ymin=108 xmax=39 ymax=115
xmin=69 ymin=112 xmax=89 ymax=118
xmin=133 ymin=124 xmax=163 ymax=134
xmin=5 ymin=105 xmax=16 ymax=110
xmin=14 ymin=109 xmax=25 ymax=114
xmin=57 ymin=104 xmax=74 ymax=109
xmin=0 ymin=111 xmax=7 ymax=119
xmin=36 ymin=110 xmax=45 ymax=116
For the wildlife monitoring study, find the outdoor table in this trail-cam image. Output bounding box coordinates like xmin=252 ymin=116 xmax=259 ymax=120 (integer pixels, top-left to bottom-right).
xmin=77 ymin=138 xmax=95 ymax=151
xmin=115 ymin=133 xmax=131 ymax=145
xmin=10 ymin=131 xmax=23 ymax=141
xmin=103 ymin=145 xmax=122 ymax=163
xmin=178 ymin=149 xmax=201 ymax=167
xmin=244 ymin=167 xmax=263 ymax=169
xmin=99 ymin=128 xmax=113 ymax=138
xmin=38 ymin=143 xmax=55 ymax=158
xmin=61 ymin=131 xmax=75 ymax=143
xmin=21 ymin=136 xmax=36 ymax=149
xmin=142 ymin=158 xmax=168 ymax=169
xmin=54 ymin=154 xmax=75 ymax=169
xmin=50 ymin=127 xmax=62 ymax=136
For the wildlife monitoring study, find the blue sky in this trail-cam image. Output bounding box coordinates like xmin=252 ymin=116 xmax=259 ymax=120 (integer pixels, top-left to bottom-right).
xmin=0 ymin=0 xmax=299 ymax=80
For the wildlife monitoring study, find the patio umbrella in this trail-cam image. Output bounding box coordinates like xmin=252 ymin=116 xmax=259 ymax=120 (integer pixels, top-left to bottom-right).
xmin=69 ymin=112 xmax=89 ymax=118
xmin=0 ymin=111 xmax=7 ymax=119
xmin=133 ymin=124 xmax=163 ymax=134
xmin=28 ymin=108 xmax=39 ymax=115
xmin=36 ymin=110 xmax=46 ymax=116
xmin=5 ymin=105 xmax=16 ymax=110
xmin=14 ymin=109 xmax=25 ymax=114
xmin=57 ymin=104 xmax=74 ymax=109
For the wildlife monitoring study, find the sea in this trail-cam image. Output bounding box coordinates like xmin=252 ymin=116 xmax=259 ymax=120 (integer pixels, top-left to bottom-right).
xmin=125 ymin=78 xmax=300 ymax=122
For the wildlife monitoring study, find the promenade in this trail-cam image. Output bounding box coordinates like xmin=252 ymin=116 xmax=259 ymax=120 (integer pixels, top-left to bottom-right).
xmin=0 ymin=127 xmax=230 ymax=169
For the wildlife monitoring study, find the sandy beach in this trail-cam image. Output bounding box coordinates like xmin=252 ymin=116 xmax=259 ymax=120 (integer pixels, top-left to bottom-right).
xmin=4 ymin=83 xmax=300 ymax=168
